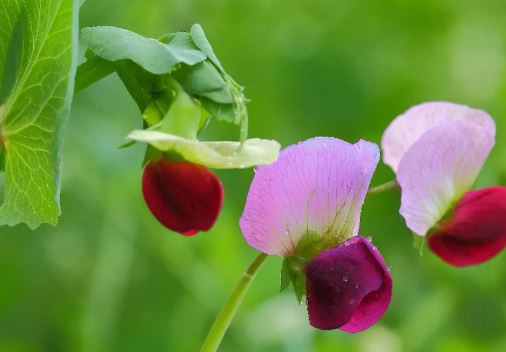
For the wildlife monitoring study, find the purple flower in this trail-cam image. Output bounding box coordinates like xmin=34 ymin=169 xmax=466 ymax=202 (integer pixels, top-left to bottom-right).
xmin=382 ymin=102 xmax=506 ymax=266
xmin=240 ymin=137 xmax=392 ymax=332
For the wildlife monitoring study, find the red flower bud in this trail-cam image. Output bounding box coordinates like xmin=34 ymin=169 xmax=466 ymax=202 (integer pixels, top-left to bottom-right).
xmin=142 ymin=159 xmax=224 ymax=236
xmin=428 ymin=186 xmax=506 ymax=267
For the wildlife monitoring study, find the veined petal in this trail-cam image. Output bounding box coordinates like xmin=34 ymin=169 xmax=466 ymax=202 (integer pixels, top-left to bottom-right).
xmin=397 ymin=122 xmax=494 ymax=236
xmin=305 ymin=236 xmax=392 ymax=332
xmin=128 ymin=130 xmax=280 ymax=169
xmin=142 ymin=159 xmax=224 ymax=235
xmin=382 ymin=102 xmax=495 ymax=172
xmin=428 ymin=187 xmax=506 ymax=267
xmin=240 ymin=137 xmax=379 ymax=256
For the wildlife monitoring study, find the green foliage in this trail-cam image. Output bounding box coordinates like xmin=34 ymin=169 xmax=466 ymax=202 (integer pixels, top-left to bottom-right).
xmin=81 ymin=26 xmax=206 ymax=74
xmin=0 ymin=0 xmax=78 ymax=229
xmin=79 ymin=24 xmax=248 ymax=139
xmin=3 ymin=1 xmax=506 ymax=352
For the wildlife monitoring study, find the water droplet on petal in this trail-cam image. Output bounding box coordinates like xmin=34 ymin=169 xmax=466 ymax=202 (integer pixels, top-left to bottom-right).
xmin=355 ymin=284 xmax=360 ymax=289
xmin=342 ymin=275 xmax=348 ymax=282
xmin=349 ymin=299 xmax=356 ymax=305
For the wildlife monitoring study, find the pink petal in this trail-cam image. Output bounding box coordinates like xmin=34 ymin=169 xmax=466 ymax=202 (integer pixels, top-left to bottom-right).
xmin=428 ymin=187 xmax=506 ymax=267
xmin=240 ymin=138 xmax=379 ymax=256
xmin=142 ymin=159 xmax=224 ymax=236
xmin=382 ymin=102 xmax=495 ymax=172
xmin=397 ymin=121 xmax=494 ymax=236
xmin=305 ymin=236 xmax=392 ymax=332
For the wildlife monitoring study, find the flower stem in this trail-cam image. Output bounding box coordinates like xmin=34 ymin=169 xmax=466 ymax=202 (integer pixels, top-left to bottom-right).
xmin=367 ymin=180 xmax=399 ymax=195
xmin=200 ymin=252 xmax=268 ymax=352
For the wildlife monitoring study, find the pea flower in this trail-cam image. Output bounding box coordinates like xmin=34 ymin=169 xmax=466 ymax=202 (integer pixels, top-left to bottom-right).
xmin=240 ymin=137 xmax=392 ymax=332
xmin=382 ymin=102 xmax=506 ymax=266
xmin=130 ymin=130 xmax=280 ymax=236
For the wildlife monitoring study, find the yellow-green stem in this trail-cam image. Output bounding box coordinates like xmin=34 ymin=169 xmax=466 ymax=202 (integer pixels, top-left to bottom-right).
xmin=200 ymin=252 xmax=268 ymax=352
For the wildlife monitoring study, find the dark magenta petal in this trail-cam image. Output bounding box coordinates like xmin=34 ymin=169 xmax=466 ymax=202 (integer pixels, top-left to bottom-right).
xmin=305 ymin=236 xmax=392 ymax=332
xmin=428 ymin=186 xmax=506 ymax=267
xmin=142 ymin=159 xmax=224 ymax=236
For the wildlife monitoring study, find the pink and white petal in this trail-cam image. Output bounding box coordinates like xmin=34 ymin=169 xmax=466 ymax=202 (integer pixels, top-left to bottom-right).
xmin=382 ymin=102 xmax=495 ymax=172
xmin=240 ymin=137 xmax=379 ymax=256
xmin=397 ymin=122 xmax=494 ymax=236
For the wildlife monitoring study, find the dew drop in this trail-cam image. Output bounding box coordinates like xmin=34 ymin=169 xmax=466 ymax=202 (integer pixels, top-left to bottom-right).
xmin=349 ymin=299 xmax=356 ymax=305
xmin=342 ymin=275 xmax=348 ymax=283
xmin=355 ymin=284 xmax=359 ymax=289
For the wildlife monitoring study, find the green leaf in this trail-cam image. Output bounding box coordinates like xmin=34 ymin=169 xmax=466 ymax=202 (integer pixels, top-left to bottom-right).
xmin=74 ymin=55 xmax=114 ymax=94
xmin=0 ymin=0 xmax=79 ymax=229
xmin=127 ymin=130 xmax=280 ymax=169
xmin=190 ymin=24 xmax=225 ymax=74
xmin=81 ymin=26 xmax=206 ymax=75
xmin=114 ymin=60 xmax=159 ymax=112
xmin=201 ymin=100 xmax=236 ymax=124
xmin=173 ymin=61 xmax=234 ymax=104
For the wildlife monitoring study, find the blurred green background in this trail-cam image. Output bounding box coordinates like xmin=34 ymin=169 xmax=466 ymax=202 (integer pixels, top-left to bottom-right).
xmin=2 ymin=0 xmax=506 ymax=351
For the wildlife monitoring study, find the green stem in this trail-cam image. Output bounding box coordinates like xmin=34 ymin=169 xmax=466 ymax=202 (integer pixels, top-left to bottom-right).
xmin=200 ymin=252 xmax=268 ymax=352
xmin=367 ymin=179 xmax=399 ymax=195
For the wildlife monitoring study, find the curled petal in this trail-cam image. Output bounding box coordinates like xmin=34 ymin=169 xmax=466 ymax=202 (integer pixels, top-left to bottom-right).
xmin=305 ymin=236 xmax=392 ymax=332
xmin=240 ymin=137 xmax=379 ymax=256
xmin=128 ymin=130 xmax=280 ymax=169
xmin=428 ymin=187 xmax=506 ymax=267
xmin=397 ymin=122 xmax=494 ymax=236
xmin=142 ymin=159 xmax=224 ymax=235
xmin=382 ymin=102 xmax=495 ymax=172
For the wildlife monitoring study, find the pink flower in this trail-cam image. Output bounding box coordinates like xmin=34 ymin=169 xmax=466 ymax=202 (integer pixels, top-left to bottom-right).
xmin=240 ymin=137 xmax=392 ymax=332
xmin=382 ymin=102 xmax=506 ymax=266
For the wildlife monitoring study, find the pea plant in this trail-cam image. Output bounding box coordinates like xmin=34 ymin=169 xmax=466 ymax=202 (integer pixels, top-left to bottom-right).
xmin=1 ymin=2 xmax=505 ymax=352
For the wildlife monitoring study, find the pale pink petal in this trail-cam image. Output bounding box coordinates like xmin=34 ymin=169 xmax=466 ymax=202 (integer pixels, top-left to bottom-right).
xmin=382 ymin=102 xmax=495 ymax=172
xmin=397 ymin=122 xmax=494 ymax=236
xmin=240 ymin=137 xmax=379 ymax=256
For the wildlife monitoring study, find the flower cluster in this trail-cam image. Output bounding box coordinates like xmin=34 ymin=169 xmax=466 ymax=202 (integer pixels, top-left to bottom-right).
xmin=144 ymin=101 xmax=505 ymax=333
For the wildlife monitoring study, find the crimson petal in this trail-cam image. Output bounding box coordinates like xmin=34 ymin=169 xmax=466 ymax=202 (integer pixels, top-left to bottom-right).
xmin=428 ymin=186 xmax=506 ymax=267
xmin=142 ymin=159 xmax=224 ymax=236
xmin=305 ymin=236 xmax=392 ymax=332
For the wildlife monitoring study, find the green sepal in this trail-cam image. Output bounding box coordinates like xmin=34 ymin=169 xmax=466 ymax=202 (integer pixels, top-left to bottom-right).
xmin=280 ymin=259 xmax=291 ymax=292
xmin=412 ymin=233 xmax=425 ymax=256
xmin=281 ymin=257 xmax=308 ymax=303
